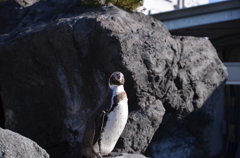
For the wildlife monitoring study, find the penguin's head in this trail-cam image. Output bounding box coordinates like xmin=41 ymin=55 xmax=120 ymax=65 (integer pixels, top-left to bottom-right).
xmin=109 ymin=72 xmax=125 ymax=87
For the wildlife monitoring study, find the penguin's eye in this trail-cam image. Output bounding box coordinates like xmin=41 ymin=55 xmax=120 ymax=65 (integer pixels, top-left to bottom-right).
xmin=116 ymin=73 xmax=121 ymax=79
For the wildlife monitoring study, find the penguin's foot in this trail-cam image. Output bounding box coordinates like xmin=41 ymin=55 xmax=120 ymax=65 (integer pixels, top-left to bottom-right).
xmin=96 ymin=153 xmax=103 ymax=158
xmin=105 ymin=152 xmax=123 ymax=157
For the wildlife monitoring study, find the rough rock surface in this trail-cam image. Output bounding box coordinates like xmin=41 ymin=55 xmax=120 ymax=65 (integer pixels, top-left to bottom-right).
xmin=0 ymin=0 xmax=227 ymax=158
xmin=0 ymin=128 xmax=49 ymax=158
xmin=104 ymin=153 xmax=146 ymax=158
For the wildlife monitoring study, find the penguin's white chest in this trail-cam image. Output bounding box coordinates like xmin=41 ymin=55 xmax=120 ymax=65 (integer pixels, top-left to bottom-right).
xmin=100 ymin=98 xmax=128 ymax=155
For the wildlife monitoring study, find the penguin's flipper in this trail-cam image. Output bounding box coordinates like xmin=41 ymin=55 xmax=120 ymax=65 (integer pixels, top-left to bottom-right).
xmin=82 ymin=118 xmax=96 ymax=147
xmin=92 ymin=111 xmax=107 ymax=145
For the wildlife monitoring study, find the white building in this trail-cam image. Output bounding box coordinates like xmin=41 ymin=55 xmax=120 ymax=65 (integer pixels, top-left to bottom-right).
xmin=141 ymin=0 xmax=209 ymax=15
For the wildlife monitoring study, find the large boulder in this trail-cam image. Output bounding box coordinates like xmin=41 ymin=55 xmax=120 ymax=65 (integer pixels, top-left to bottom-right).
xmin=0 ymin=0 xmax=227 ymax=157
xmin=0 ymin=128 xmax=49 ymax=158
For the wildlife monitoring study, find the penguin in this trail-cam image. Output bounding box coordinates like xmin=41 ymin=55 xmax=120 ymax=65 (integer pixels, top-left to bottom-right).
xmin=81 ymin=72 xmax=128 ymax=158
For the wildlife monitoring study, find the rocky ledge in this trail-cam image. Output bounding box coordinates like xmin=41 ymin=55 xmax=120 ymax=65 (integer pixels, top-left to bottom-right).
xmin=0 ymin=128 xmax=49 ymax=158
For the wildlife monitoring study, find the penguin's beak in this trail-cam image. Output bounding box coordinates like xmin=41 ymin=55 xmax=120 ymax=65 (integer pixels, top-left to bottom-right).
xmin=114 ymin=72 xmax=122 ymax=81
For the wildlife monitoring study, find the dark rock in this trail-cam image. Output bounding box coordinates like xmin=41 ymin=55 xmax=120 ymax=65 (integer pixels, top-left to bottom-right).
xmin=0 ymin=128 xmax=49 ymax=158
xmin=145 ymin=83 xmax=226 ymax=158
xmin=0 ymin=1 xmax=227 ymax=158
